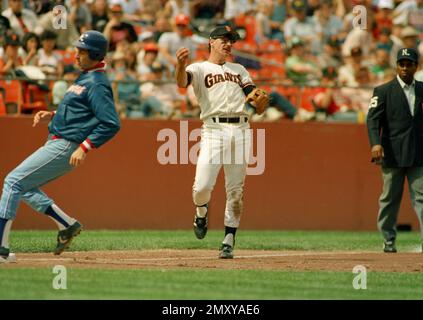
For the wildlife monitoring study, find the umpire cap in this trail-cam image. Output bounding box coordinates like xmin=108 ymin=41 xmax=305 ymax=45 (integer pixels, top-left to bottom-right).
xmin=209 ymin=26 xmax=240 ymax=42
xmin=74 ymin=30 xmax=108 ymax=61
xmin=397 ymin=48 xmax=419 ymax=64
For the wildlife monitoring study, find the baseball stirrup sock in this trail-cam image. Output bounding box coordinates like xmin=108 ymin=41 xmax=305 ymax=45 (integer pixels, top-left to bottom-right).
xmin=196 ymin=203 xmax=208 ymax=218
xmin=225 ymin=226 xmax=237 ymax=237
xmin=0 ymin=218 xmax=13 ymax=249
xmin=45 ymin=204 xmax=76 ymax=230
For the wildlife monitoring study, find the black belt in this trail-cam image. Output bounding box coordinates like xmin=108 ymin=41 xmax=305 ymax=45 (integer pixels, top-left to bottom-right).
xmin=212 ymin=117 xmax=248 ymax=123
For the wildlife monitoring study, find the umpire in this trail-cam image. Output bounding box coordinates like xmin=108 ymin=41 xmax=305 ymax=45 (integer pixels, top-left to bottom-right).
xmin=367 ymin=47 xmax=423 ymax=253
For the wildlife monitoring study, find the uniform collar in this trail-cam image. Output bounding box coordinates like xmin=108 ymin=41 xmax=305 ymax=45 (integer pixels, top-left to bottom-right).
xmin=83 ymin=61 xmax=106 ymax=73
xmin=397 ymin=74 xmax=415 ymax=88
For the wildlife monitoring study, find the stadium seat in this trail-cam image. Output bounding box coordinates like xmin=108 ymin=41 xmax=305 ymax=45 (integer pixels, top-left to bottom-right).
xmin=0 ymin=91 xmax=6 ymax=115
xmin=0 ymin=79 xmax=22 ymax=114
xmin=20 ymin=82 xmax=50 ymax=114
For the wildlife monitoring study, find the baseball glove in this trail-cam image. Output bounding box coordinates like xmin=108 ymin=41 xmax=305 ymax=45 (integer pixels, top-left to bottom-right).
xmin=245 ymin=88 xmax=269 ymax=115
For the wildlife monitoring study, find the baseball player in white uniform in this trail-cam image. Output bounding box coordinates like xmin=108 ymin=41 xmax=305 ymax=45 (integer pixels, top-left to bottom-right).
xmin=176 ymin=26 xmax=267 ymax=259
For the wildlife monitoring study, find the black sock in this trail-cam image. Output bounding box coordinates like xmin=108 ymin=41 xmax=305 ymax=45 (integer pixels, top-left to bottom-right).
xmin=225 ymin=226 xmax=237 ymax=237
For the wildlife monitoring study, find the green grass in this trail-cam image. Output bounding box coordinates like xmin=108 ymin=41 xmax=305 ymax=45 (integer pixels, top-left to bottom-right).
xmin=9 ymin=229 xmax=422 ymax=253
xmin=2 ymin=230 xmax=423 ymax=300
xmin=1 ymin=268 xmax=423 ymax=300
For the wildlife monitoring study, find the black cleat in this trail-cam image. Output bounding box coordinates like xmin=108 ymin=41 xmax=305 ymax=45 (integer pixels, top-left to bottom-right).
xmin=219 ymin=244 xmax=234 ymax=259
xmin=193 ymin=213 xmax=208 ymax=239
xmin=54 ymin=221 xmax=83 ymax=255
xmin=383 ymin=240 xmax=397 ymax=253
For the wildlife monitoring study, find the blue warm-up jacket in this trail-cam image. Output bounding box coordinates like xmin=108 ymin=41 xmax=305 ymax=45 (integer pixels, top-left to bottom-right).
xmin=49 ymin=66 xmax=121 ymax=151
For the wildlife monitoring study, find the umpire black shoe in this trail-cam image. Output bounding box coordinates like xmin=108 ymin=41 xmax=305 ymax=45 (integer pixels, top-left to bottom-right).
xmin=0 ymin=246 xmax=16 ymax=263
xmin=54 ymin=221 xmax=83 ymax=255
xmin=383 ymin=240 xmax=397 ymax=253
xmin=193 ymin=213 xmax=208 ymax=240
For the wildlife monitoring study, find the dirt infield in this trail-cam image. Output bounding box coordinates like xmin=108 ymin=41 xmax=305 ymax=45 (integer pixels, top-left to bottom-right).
xmin=2 ymin=250 xmax=423 ymax=272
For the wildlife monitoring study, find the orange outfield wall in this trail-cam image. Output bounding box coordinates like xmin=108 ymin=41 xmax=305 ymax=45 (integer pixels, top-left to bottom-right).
xmin=0 ymin=117 xmax=419 ymax=231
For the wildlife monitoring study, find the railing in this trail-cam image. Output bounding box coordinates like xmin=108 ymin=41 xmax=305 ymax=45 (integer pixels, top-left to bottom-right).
xmin=0 ymin=76 xmax=374 ymax=122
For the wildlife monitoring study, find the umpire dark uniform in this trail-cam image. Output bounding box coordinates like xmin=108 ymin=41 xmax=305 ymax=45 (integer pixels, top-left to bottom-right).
xmin=367 ymin=48 xmax=423 ymax=253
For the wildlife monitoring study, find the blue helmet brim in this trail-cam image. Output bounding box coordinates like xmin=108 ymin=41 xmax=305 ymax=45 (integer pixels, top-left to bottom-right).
xmin=74 ymin=41 xmax=91 ymax=50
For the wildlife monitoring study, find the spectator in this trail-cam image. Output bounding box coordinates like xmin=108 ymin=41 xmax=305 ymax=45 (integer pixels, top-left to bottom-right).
xmin=191 ymin=0 xmax=225 ymax=20
xmin=164 ymin=0 xmax=191 ymax=20
xmin=34 ymin=5 xmax=80 ymax=50
xmin=269 ymin=0 xmax=287 ymax=43
xmin=339 ymin=66 xmax=374 ymax=116
xmin=139 ymin=62 xmax=185 ymax=118
xmin=22 ymin=32 xmax=40 ymax=66
xmin=305 ymin=0 xmax=321 ymax=16
xmin=408 ymin=0 xmax=423 ymax=32
xmin=2 ymin=0 xmax=38 ymax=39
xmin=29 ymin=0 xmax=54 ymax=16
xmin=375 ymin=27 xmax=394 ymax=52
xmin=313 ymin=0 xmax=344 ymax=47
xmin=0 ymin=12 xmax=11 ymax=47
xmin=51 ymin=65 xmax=80 ymax=108
xmin=284 ymin=0 xmax=321 ymax=53
xmin=90 ymin=0 xmax=109 ymax=32
xmin=316 ymin=36 xmax=343 ymax=69
xmin=108 ymin=50 xmax=141 ymax=117
xmin=36 ymin=30 xmax=64 ymax=78
xmin=153 ymin=12 xmax=173 ymax=42
xmin=370 ymin=48 xmax=395 ymax=85
xmin=373 ymin=0 xmax=394 ymax=40
xmin=313 ymin=66 xmax=373 ymax=122
xmin=267 ymin=90 xmax=301 ymax=121
xmin=158 ymin=14 xmax=197 ymax=71
xmin=392 ymin=0 xmax=418 ymax=25
xmin=224 ymin=0 xmax=248 ymax=22
xmin=388 ymin=23 xmax=404 ymax=66
xmin=68 ymin=0 xmax=92 ymax=34
xmin=0 ymin=33 xmax=23 ymax=76
xmin=285 ymin=37 xmax=321 ymax=85
xmin=341 ymin=10 xmax=373 ymax=58
xmin=137 ymin=42 xmax=160 ymax=81
xmin=103 ymin=3 xmax=137 ymax=52
xmin=400 ymin=25 xmax=419 ymax=49
xmin=311 ymin=66 xmax=357 ymax=122
xmin=338 ymin=47 xmax=367 ymax=87
xmin=255 ymin=1 xmax=273 ymax=45
xmin=110 ymin=0 xmax=143 ymax=22
xmin=135 ymin=31 xmax=156 ymax=68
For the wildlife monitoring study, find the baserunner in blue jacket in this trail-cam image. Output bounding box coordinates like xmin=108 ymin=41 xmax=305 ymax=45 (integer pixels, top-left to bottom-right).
xmin=0 ymin=31 xmax=120 ymax=263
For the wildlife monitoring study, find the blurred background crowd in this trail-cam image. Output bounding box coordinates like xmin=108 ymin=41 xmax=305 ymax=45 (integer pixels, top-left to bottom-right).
xmin=0 ymin=0 xmax=421 ymax=122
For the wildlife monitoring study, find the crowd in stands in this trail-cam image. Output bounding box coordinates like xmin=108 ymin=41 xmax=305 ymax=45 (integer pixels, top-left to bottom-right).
xmin=0 ymin=0 xmax=422 ymax=123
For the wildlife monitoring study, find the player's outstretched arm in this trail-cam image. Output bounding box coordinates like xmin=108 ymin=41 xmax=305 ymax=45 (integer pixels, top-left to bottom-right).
xmin=175 ymin=47 xmax=190 ymax=88
xmin=33 ymin=110 xmax=53 ymax=127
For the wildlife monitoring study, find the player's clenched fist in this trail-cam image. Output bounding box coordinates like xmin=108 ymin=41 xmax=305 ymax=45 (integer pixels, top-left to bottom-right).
xmin=176 ymin=47 xmax=190 ymax=66
xmin=33 ymin=110 xmax=53 ymax=127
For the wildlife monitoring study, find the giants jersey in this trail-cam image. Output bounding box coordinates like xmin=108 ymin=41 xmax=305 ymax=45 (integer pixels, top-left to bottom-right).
xmin=186 ymin=61 xmax=254 ymax=120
